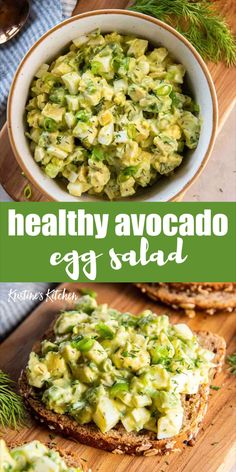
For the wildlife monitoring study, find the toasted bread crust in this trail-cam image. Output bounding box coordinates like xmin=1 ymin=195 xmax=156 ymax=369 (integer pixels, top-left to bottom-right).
xmin=136 ymin=283 xmax=236 ymax=317
xmin=19 ymin=326 xmax=226 ymax=456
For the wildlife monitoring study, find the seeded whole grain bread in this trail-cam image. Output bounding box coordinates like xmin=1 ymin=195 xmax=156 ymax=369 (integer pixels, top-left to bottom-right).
xmin=136 ymin=283 xmax=236 ymax=317
xmin=19 ymin=323 xmax=226 ymax=456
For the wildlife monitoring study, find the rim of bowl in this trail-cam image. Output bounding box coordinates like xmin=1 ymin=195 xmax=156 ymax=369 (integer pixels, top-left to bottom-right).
xmin=7 ymin=9 xmax=218 ymax=202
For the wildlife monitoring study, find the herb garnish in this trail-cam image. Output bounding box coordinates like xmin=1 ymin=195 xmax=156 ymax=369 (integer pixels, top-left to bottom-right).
xmin=210 ymin=385 xmax=221 ymax=391
xmin=23 ymin=184 xmax=32 ymax=200
xmin=129 ymin=0 xmax=236 ymax=65
xmin=0 ymin=370 xmax=27 ymax=428
xmin=227 ymin=352 xmax=236 ymax=375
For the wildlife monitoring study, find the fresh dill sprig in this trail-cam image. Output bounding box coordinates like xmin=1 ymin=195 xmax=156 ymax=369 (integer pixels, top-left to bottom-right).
xmin=129 ymin=0 xmax=236 ymax=65
xmin=0 ymin=370 xmax=27 ymax=429
xmin=227 ymin=352 xmax=236 ymax=375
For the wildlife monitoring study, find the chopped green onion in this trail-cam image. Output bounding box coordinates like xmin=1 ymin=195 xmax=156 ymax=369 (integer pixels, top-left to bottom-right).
xmin=43 ymin=117 xmax=58 ymax=132
xmin=96 ymin=323 xmax=114 ymax=339
xmin=110 ymin=381 xmax=129 ymax=398
xmin=23 ymin=184 xmax=32 ymax=200
xmin=91 ymin=147 xmax=105 ymax=161
xmin=72 ymin=337 xmax=95 ymax=352
xmin=122 ymin=166 xmax=138 ymax=177
xmin=91 ymin=61 xmax=103 ymax=75
xmin=75 ymin=110 xmax=91 ymax=122
xmin=155 ymin=83 xmax=172 ymax=96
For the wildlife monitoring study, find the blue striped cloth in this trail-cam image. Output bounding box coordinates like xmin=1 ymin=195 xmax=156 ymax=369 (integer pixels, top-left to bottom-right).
xmin=0 ymin=0 xmax=77 ymax=121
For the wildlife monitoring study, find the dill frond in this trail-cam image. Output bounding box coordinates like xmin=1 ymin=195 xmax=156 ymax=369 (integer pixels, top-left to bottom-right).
xmin=129 ymin=0 xmax=236 ymax=65
xmin=0 ymin=370 xmax=27 ymax=429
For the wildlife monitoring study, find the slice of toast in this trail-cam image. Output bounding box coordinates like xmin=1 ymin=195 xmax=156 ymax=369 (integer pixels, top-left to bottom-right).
xmin=136 ymin=283 xmax=236 ymax=317
xmin=19 ymin=328 xmax=226 ymax=456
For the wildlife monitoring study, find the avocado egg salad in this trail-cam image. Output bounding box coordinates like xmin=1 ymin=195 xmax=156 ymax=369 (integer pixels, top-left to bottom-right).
xmin=0 ymin=440 xmax=83 ymax=472
xmin=26 ymin=295 xmax=214 ymax=440
xmin=25 ymin=30 xmax=201 ymax=199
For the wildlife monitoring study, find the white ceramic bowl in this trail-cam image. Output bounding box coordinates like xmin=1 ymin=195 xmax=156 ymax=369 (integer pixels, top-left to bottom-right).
xmin=7 ymin=9 xmax=218 ymax=201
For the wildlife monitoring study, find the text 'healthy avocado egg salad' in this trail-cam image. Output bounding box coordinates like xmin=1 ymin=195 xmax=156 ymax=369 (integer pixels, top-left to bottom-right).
xmin=25 ymin=30 xmax=201 ymax=199
xmin=0 ymin=440 xmax=83 ymax=472
xmin=26 ymin=295 xmax=214 ymax=440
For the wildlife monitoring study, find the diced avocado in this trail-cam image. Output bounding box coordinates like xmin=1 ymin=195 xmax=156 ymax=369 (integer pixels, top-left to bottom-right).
xmin=42 ymin=384 xmax=73 ymax=414
xmin=45 ymin=162 xmax=61 ymax=178
xmin=174 ymin=323 xmax=194 ymax=340
xmin=91 ymin=53 xmax=113 ymax=76
xmin=49 ymin=87 xmax=66 ymax=106
xmin=93 ymin=397 xmax=120 ymax=433
xmin=27 ymin=352 xmax=50 ymax=388
xmin=72 ymin=404 xmax=93 ymax=424
xmin=52 ymin=62 xmax=73 ymax=76
xmin=73 ymin=35 xmax=89 ymax=48
xmin=132 ymin=393 xmax=152 ymax=408
xmin=122 ymin=407 xmax=150 ymax=432
xmin=72 ymin=363 xmax=98 ymax=383
xmin=157 ymin=407 xmax=184 ymax=439
xmin=179 ymin=111 xmax=201 ymax=149
xmin=166 ymin=64 xmax=185 ymax=84
xmin=41 ymin=340 xmax=58 ymax=355
xmin=61 ymin=343 xmax=80 ymax=363
xmin=35 ymin=63 xmax=49 ymax=78
xmin=0 ymin=439 xmax=16 ymax=470
xmin=42 ymin=103 xmax=65 ymax=123
xmin=66 ymin=95 xmax=80 ymax=111
xmin=76 ymin=294 xmax=97 ymax=312
xmin=44 ymin=351 xmax=68 ymax=379
xmin=55 ymin=311 xmax=89 ymax=334
xmin=148 ymin=47 xmax=168 ymax=64
xmin=141 ymin=365 xmax=170 ymax=389
xmin=127 ymin=39 xmax=148 ymax=57
xmin=154 ymin=390 xmax=181 ymax=413
xmin=85 ymin=340 xmax=108 ymax=364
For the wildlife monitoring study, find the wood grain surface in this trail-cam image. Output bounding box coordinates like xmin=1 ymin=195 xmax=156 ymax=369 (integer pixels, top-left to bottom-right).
xmin=0 ymin=283 xmax=236 ymax=472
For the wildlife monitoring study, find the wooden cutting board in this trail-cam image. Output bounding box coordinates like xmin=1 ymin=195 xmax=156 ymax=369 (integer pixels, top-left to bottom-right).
xmin=0 ymin=0 xmax=235 ymax=202
xmin=0 ymin=282 xmax=235 ymax=472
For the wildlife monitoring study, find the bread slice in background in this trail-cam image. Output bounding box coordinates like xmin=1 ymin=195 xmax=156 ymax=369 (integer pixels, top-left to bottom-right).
xmin=19 ymin=329 xmax=226 ymax=456
xmin=1 ymin=439 xmax=87 ymax=470
xmin=136 ymin=283 xmax=236 ymax=317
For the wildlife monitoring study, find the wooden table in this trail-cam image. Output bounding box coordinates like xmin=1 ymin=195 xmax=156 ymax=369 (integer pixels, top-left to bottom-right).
xmin=0 ymin=283 xmax=236 ymax=472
